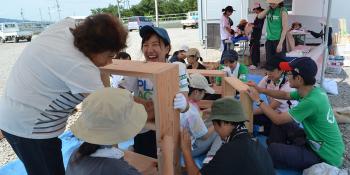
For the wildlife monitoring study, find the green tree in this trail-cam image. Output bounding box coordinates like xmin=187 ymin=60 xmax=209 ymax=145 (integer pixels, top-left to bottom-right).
xmin=91 ymin=4 xmax=118 ymax=16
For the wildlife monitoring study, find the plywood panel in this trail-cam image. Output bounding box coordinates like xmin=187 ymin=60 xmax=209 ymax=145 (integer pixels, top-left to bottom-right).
xmin=124 ymin=151 xmax=157 ymax=174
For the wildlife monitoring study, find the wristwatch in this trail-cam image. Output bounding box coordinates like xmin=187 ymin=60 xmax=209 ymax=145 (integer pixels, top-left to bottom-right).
xmin=256 ymin=99 xmax=264 ymax=106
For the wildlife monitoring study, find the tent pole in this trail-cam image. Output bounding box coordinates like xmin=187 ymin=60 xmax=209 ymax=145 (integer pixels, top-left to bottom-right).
xmin=320 ymin=0 xmax=332 ymax=88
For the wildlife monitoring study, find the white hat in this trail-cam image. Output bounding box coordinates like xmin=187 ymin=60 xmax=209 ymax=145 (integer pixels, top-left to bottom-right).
xmin=71 ymin=88 xmax=147 ymax=145
xmin=189 ymin=73 xmax=215 ymax=94
xmin=266 ymin=0 xmax=283 ymax=4
xmin=180 ymin=45 xmax=189 ymax=52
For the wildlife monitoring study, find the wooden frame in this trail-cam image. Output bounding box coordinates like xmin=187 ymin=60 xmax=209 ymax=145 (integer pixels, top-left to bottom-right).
xmin=0 ymin=131 xmax=3 ymax=140
xmin=187 ymin=69 xmax=226 ymax=109
xmin=100 ymin=60 xmax=180 ymax=174
xmin=187 ymin=69 xmax=253 ymax=133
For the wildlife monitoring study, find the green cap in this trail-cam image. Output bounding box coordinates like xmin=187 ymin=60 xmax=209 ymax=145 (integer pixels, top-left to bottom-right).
xmin=208 ymin=97 xmax=247 ymax=122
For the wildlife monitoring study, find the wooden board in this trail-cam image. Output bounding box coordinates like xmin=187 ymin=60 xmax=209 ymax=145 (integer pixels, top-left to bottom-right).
xmin=187 ymin=69 xmax=226 ymax=77
xmin=0 ymin=131 xmax=3 ymax=140
xmin=124 ymin=151 xmax=158 ymax=174
xmin=223 ymin=77 xmax=253 ymax=133
xmin=101 ymin=60 xmax=175 ymax=79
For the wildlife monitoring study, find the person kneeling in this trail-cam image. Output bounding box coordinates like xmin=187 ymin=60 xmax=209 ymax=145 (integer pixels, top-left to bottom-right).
xmin=181 ymin=97 xmax=275 ymax=175
xmin=66 ymin=88 xmax=149 ymax=175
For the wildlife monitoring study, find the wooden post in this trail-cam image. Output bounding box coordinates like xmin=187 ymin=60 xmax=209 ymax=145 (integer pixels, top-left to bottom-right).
xmin=100 ymin=60 xmax=180 ymax=174
xmin=223 ymin=77 xmax=254 ymax=133
xmin=0 ymin=131 xmax=3 ymax=140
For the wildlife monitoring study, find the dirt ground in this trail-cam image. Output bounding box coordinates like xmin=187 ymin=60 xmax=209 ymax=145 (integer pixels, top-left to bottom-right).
xmin=0 ymin=28 xmax=349 ymax=172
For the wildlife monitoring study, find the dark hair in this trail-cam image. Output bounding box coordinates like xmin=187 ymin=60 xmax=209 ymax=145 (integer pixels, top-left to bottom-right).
xmin=172 ymin=51 xmax=179 ymax=57
xmin=117 ymin=51 xmax=131 ymax=60
xmin=278 ymin=2 xmax=284 ymax=7
xmin=222 ymin=6 xmax=234 ymax=14
xmin=70 ymin=14 xmax=128 ymax=58
xmin=141 ymin=32 xmax=172 ymax=60
xmin=189 ymin=86 xmax=205 ymax=96
xmin=290 ymin=70 xmax=316 ymax=85
xmin=73 ymin=142 xmax=100 ymax=164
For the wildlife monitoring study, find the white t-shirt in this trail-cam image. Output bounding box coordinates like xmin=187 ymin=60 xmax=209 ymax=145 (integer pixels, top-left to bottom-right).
xmin=180 ymin=101 xmax=208 ymax=146
xmin=0 ymin=18 xmax=104 ymax=139
xmin=220 ymin=15 xmax=231 ymax=40
xmin=122 ymin=62 xmax=189 ymax=133
xmin=258 ymin=75 xmax=298 ymax=113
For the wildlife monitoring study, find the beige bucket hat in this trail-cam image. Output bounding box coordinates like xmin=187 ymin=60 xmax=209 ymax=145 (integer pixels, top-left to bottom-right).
xmin=266 ymin=0 xmax=283 ymax=4
xmin=189 ymin=73 xmax=215 ymax=94
xmin=71 ymin=88 xmax=147 ymax=145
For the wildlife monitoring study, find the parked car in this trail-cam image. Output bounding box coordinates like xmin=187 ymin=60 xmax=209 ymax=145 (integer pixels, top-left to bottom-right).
xmin=0 ymin=22 xmax=32 ymax=43
xmin=181 ymin=11 xmax=198 ymax=29
xmin=128 ymin=16 xmax=154 ymax=31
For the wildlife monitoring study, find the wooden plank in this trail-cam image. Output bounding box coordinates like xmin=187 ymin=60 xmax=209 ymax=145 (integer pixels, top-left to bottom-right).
xmin=198 ymin=100 xmax=214 ymax=109
xmin=152 ymin=65 xmax=180 ymax=174
xmin=0 ymin=131 xmax=4 ymax=140
xmin=100 ymin=60 xmax=178 ymax=79
xmin=187 ymin=69 xmax=226 ymax=77
xmin=223 ymin=77 xmax=253 ymax=133
xmin=124 ymin=151 xmax=157 ymax=174
xmin=212 ymin=85 xmax=223 ymax=95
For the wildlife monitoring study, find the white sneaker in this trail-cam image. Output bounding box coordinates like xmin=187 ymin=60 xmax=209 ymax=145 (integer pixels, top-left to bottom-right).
xmin=249 ymin=65 xmax=257 ymax=70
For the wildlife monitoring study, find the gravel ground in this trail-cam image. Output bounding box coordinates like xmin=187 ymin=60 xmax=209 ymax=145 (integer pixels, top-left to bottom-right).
xmin=0 ymin=28 xmax=349 ymax=172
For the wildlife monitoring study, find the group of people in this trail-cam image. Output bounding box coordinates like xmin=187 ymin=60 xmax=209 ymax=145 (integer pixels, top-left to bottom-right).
xmin=0 ymin=1 xmax=345 ymax=175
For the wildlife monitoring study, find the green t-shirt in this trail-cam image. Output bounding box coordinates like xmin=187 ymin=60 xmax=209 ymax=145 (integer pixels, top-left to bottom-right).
xmin=266 ymin=7 xmax=287 ymax=41
xmin=289 ymin=87 xmax=345 ymax=167
xmin=215 ymin=64 xmax=249 ymax=85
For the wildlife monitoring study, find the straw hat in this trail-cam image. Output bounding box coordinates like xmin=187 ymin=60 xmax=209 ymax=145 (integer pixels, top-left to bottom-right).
xmin=266 ymin=0 xmax=283 ymax=4
xmin=71 ymin=88 xmax=147 ymax=145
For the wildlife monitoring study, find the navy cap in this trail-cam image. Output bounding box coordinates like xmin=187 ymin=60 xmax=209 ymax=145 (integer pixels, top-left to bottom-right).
xmin=222 ymin=50 xmax=239 ymax=63
xmin=280 ymin=57 xmax=318 ymax=80
xmin=139 ymin=25 xmax=170 ymax=45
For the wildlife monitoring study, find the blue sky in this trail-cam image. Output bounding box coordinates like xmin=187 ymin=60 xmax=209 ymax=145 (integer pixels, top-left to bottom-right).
xmin=0 ymin=0 xmax=140 ymax=21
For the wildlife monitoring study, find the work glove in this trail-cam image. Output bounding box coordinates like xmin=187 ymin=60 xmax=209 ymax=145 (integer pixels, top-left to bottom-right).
xmin=173 ymin=93 xmax=188 ymax=112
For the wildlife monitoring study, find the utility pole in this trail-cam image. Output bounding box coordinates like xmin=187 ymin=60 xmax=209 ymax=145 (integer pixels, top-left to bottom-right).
xmin=39 ymin=8 xmax=43 ymax=23
xmin=20 ymin=8 xmax=25 ymax=22
xmin=116 ymin=0 xmax=121 ymax=19
xmin=155 ymin=0 xmax=159 ymax=27
xmin=55 ymin=0 xmax=61 ymax=20
xmin=48 ymin=7 xmax=52 ymax=22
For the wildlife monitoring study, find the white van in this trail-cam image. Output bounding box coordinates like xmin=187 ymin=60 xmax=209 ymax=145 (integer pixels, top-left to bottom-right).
xmin=127 ymin=16 xmax=154 ymax=31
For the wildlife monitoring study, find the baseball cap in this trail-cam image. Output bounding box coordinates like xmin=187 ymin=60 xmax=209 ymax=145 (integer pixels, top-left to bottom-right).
xmin=179 ymin=45 xmax=189 ymax=52
xmin=223 ymin=6 xmax=236 ymax=12
xmin=189 ymin=73 xmax=215 ymax=94
xmin=140 ymin=25 xmax=170 ymax=45
xmin=71 ymin=88 xmax=147 ymax=145
xmin=186 ymin=48 xmax=201 ymax=58
xmin=207 ymin=97 xmax=247 ymax=122
xmin=222 ymin=50 xmax=239 ymax=62
xmin=279 ymin=57 xmax=318 ymax=80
